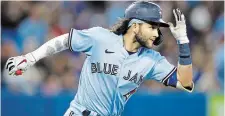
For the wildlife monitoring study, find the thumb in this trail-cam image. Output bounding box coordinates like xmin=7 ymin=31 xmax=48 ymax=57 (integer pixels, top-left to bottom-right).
xmin=167 ymin=22 xmax=176 ymax=33
xmin=167 ymin=22 xmax=174 ymax=30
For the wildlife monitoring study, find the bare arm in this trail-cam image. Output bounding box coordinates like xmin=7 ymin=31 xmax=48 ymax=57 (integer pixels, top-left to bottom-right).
xmin=173 ymin=42 xmax=194 ymax=92
xmin=177 ymin=64 xmax=193 ymax=87
xmin=176 ymin=43 xmax=193 ymax=88
xmin=168 ymin=9 xmax=194 ymax=92
xmin=161 ymin=43 xmax=193 ymax=92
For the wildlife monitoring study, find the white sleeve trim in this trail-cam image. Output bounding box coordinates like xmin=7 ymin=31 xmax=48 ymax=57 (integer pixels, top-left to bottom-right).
xmin=161 ymin=67 xmax=177 ymax=83
xmin=176 ymin=81 xmax=194 ymax=93
xmin=68 ymin=28 xmax=74 ymax=52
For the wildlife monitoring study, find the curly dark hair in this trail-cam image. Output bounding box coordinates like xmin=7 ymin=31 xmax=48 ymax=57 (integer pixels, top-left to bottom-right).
xmin=110 ymin=18 xmax=131 ymax=35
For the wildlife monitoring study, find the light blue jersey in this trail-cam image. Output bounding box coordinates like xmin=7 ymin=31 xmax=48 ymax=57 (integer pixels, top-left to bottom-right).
xmin=67 ymin=27 xmax=175 ymax=115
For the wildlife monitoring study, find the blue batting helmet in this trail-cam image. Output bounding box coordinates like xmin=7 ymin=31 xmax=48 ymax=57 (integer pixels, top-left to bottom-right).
xmin=125 ymin=1 xmax=169 ymax=27
xmin=125 ymin=1 xmax=168 ymax=46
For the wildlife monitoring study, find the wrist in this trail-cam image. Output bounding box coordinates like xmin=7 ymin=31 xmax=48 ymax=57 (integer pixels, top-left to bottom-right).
xmin=24 ymin=53 xmax=36 ymax=66
xmin=176 ymin=36 xmax=189 ymax=44
xmin=178 ymin=43 xmax=192 ymax=65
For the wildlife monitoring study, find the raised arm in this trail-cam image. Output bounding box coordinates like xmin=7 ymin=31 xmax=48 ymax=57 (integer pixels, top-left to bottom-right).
xmin=168 ymin=9 xmax=193 ymax=91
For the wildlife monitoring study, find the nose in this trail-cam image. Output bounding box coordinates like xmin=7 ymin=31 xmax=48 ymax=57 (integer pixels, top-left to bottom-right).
xmin=152 ymin=29 xmax=159 ymax=39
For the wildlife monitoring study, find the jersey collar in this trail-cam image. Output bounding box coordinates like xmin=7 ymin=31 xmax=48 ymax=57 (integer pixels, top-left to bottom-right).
xmin=119 ymin=35 xmax=145 ymax=57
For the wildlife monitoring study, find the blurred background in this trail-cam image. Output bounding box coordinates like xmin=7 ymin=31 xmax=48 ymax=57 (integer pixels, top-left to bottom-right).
xmin=1 ymin=1 xmax=224 ymax=116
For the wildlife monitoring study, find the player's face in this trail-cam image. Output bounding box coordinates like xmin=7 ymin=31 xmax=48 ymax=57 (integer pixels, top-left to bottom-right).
xmin=135 ymin=23 xmax=159 ymax=48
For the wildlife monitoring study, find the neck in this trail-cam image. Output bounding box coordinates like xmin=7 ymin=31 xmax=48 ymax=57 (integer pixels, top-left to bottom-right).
xmin=123 ymin=33 xmax=141 ymax=52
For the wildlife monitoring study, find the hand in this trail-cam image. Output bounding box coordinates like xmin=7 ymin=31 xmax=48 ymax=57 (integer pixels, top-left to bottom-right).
xmin=168 ymin=8 xmax=189 ymax=44
xmin=5 ymin=53 xmax=36 ymax=76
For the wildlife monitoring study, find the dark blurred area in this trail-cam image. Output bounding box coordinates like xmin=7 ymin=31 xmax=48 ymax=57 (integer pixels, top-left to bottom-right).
xmin=1 ymin=1 xmax=224 ymax=116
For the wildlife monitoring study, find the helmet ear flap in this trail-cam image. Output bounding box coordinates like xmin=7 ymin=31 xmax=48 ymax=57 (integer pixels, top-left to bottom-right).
xmin=153 ymin=29 xmax=163 ymax=46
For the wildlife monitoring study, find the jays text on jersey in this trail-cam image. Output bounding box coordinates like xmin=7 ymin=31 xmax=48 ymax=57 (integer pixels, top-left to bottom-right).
xmin=68 ymin=27 xmax=175 ymax=115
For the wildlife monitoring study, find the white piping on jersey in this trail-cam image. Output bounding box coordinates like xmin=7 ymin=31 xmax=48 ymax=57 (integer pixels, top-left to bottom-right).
xmin=161 ymin=67 xmax=177 ymax=84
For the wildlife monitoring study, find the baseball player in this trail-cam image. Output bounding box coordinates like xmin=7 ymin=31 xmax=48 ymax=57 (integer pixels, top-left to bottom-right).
xmin=5 ymin=1 xmax=194 ymax=116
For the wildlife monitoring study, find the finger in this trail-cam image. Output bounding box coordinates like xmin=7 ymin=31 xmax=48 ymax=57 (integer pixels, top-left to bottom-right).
xmin=173 ymin=9 xmax=178 ymax=24
xmin=176 ymin=8 xmax=181 ymax=21
xmin=179 ymin=9 xmax=183 ymax=14
xmin=9 ymin=65 xmax=15 ymax=72
xmin=168 ymin=22 xmax=174 ymax=29
xmin=9 ymin=57 xmax=14 ymax=60
xmin=5 ymin=57 xmax=15 ymax=68
xmin=6 ymin=61 xmax=13 ymax=69
xmin=178 ymin=9 xmax=182 ymax=21
xmin=181 ymin=14 xmax=185 ymax=22
xmin=167 ymin=22 xmax=175 ymax=32
xmin=9 ymin=73 xmax=13 ymax=75
xmin=8 ymin=65 xmax=17 ymax=75
xmin=9 ymin=71 xmax=14 ymax=75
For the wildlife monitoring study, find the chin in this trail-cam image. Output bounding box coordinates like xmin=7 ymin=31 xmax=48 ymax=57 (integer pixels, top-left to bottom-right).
xmin=146 ymin=42 xmax=154 ymax=49
xmin=144 ymin=44 xmax=153 ymax=49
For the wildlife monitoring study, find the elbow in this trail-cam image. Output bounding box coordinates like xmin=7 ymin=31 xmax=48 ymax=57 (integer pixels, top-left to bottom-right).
xmin=179 ymin=78 xmax=193 ymax=87
xmin=177 ymin=73 xmax=194 ymax=93
xmin=176 ymin=80 xmax=194 ymax=93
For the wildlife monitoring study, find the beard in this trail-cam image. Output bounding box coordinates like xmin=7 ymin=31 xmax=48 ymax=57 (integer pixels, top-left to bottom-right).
xmin=135 ymin=32 xmax=151 ymax=49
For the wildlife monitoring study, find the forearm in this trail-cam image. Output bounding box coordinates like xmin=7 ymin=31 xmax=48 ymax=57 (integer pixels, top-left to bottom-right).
xmin=177 ymin=64 xmax=193 ymax=86
xmin=177 ymin=43 xmax=193 ymax=87
xmin=25 ymin=33 xmax=69 ymax=62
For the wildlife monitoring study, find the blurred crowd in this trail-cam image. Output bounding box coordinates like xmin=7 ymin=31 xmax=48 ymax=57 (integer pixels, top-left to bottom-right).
xmin=1 ymin=1 xmax=224 ymax=96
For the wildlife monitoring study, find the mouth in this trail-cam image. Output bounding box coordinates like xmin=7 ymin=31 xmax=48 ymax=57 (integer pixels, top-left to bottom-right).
xmin=149 ymin=38 xmax=155 ymax=42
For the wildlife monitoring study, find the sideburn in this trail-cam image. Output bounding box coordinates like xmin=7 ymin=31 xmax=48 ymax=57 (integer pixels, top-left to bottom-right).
xmin=134 ymin=25 xmax=148 ymax=48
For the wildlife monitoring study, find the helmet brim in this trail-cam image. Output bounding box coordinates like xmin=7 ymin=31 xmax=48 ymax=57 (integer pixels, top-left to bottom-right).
xmin=156 ymin=19 xmax=169 ymax=27
xmin=147 ymin=19 xmax=169 ymax=27
xmin=133 ymin=18 xmax=169 ymax=27
xmin=128 ymin=17 xmax=169 ymax=27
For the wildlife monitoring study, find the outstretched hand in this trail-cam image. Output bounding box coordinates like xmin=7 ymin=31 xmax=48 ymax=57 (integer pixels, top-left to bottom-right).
xmin=5 ymin=53 xmax=36 ymax=76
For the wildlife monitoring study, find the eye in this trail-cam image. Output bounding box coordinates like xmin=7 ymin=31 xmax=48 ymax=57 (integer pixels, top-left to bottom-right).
xmin=149 ymin=26 xmax=159 ymax=30
xmin=152 ymin=26 xmax=159 ymax=29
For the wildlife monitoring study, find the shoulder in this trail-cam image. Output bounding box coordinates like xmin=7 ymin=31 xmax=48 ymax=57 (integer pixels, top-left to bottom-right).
xmin=71 ymin=26 xmax=106 ymax=33
xmin=72 ymin=26 xmax=118 ymax=36
xmin=70 ymin=26 xmax=112 ymax=38
xmin=88 ymin=26 xmax=120 ymax=41
xmin=83 ymin=26 xmax=112 ymax=34
xmin=70 ymin=26 xmax=120 ymax=43
xmin=143 ymin=48 xmax=165 ymax=61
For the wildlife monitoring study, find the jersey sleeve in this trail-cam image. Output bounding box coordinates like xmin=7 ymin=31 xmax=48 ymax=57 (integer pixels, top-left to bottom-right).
xmin=147 ymin=55 xmax=176 ymax=83
xmin=145 ymin=52 xmax=194 ymax=92
xmin=68 ymin=27 xmax=97 ymax=55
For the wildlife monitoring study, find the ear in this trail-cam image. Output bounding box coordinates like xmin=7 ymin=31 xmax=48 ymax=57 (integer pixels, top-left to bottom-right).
xmin=132 ymin=23 xmax=140 ymax=34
